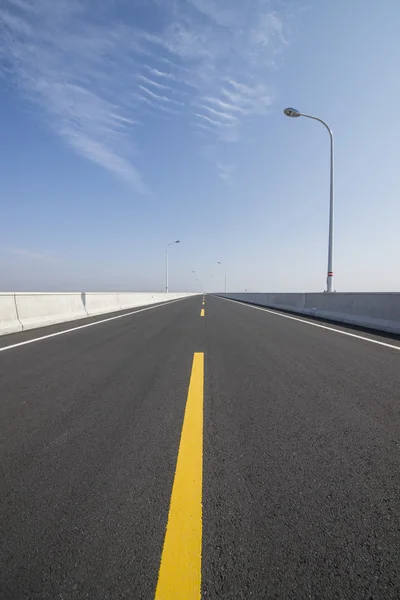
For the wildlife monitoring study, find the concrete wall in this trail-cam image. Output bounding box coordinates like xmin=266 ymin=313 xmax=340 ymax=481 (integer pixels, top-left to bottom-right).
xmin=218 ymin=292 xmax=400 ymax=335
xmin=16 ymin=293 xmax=87 ymax=331
xmin=0 ymin=294 xmax=23 ymax=335
xmin=85 ymin=293 xmax=121 ymax=317
xmin=118 ymin=293 xmax=155 ymax=310
xmin=0 ymin=292 xmax=195 ymax=336
xmin=117 ymin=292 xmax=189 ymax=310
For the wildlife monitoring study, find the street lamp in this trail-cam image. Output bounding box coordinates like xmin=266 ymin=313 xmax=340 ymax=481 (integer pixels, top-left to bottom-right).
xmin=217 ymin=262 xmax=227 ymax=293
xmin=284 ymin=107 xmax=334 ymax=293
xmin=196 ymin=278 xmax=204 ymax=294
xmin=189 ymin=270 xmax=195 ymax=293
xmin=166 ymin=240 xmax=180 ymax=293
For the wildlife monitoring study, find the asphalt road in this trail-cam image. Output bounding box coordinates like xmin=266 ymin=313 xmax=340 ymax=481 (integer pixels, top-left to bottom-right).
xmin=1 ymin=295 xmax=400 ymax=599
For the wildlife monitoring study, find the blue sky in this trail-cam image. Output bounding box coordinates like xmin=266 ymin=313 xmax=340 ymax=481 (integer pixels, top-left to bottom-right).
xmin=0 ymin=0 xmax=399 ymax=292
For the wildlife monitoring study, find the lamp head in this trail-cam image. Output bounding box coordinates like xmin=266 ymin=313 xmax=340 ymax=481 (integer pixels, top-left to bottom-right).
xmin=284 ymin=107 xmax=301 ymax=118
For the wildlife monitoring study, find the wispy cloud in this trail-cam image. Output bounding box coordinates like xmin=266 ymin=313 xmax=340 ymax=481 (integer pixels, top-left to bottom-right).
xmin=196 ymin=104 xmax=239 ymax=122
xmin=1 ymin=247 xmax=60 ymax=261
xmin=0 ymin=0 xmax=290 ymax=187
xmin=145 ymin=67 xmax=182 ymax=83
xmin=216 ymin=162 xmax=235 ymax=184
xmin=0 ymin=0 xmax=153 ymax=193
xmin=139 ymin=85 xmax=185 ymax=107
xmin=137 ymin=75 xmax=172 ymax=91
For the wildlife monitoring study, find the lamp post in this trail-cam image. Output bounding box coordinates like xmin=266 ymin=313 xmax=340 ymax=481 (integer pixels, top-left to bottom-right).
xmin=196 ymin=278 xmax=204 ymax=294
xmin=284 ymin=107 xmax=334 ymax=292
xmin=166 ymin=240 xmax=180 ymax=293
xmin=217 ymin=262 xmax=227 ymax=293
xmin=189 ymin=270 xmax=195 ymax=293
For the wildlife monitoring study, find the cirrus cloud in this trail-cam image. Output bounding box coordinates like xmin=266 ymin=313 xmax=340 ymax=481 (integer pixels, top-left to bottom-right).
xmin=0 ymin=0 xmax=291 ymax=187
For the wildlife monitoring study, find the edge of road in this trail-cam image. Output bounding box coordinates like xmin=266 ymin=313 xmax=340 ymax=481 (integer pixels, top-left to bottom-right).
xmin=0 ymin=296 xmax=199 ymax=352
xmin=212 ymin=294 xmax=400 ymax=351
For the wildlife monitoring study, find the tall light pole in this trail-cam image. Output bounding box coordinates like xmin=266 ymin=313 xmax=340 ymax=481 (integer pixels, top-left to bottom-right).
xmin=189 ymin=270 xmax=195 ymax=293
xmin=196 ymin=278 xmax=204 ymax=294
xmin=166 ymin=240 xmax=180 ymax=293
xmin=217 ymin=262 xmax=227 ymax=293
xmin=284 ymin=107 xmax=334 ymax=293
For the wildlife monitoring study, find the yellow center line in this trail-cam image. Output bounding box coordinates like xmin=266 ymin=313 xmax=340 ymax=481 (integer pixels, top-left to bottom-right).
xmin=155 ymin=353 xmax=204 ymax=600
xmin=200 ymin=308 xmax=205 ymax=317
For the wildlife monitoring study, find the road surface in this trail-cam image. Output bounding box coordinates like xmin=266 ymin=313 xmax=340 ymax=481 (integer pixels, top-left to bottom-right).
xmin=1 ymin=295 xmax=400 ymax=599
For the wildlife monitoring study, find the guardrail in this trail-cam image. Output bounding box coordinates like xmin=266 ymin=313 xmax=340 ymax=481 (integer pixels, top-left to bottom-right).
xmin=0 ymin=292 xmax=195 ymax=336
xmin=217 ymin=293 xmax=400 ymax=335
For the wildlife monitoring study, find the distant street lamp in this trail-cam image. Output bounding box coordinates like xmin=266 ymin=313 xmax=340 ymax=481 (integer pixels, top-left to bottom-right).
xmin=189 ymin=270 xmax=196 ymax=293
xmin=196 ymin=278 xmax=204 ymax=294
xmin=217 ymin=262 xmax=227 ymax=293
xmin=166 ymin=240 xmax=180 ymax=293
xmin=284 ymin=107 xmax=334 ymax=292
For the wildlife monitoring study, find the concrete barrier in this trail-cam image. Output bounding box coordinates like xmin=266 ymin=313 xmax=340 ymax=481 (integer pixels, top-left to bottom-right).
xmin=0 ymin=292 xmax=196 ymax=336
xmin=220 ymin=293 xmax=270 ymax=305
xmin=0 ymin=294 xmax=23 ymax=335
xmin=84 ymin=293 xmax=121 ymax=317
xmin=16 ymin=293 xmax=87 ymax=331
xmin=303 ymin=293 xmax=400 ymax=334
xmin=269 ymin=293 xmax=306 ymax=313
xmin=118 ymin=293 xmax=162 ymax=309
xmin=117 ymin=293 xmax=193 ymax=309
xmin=218 ymin=292 xmax=400 ymax=335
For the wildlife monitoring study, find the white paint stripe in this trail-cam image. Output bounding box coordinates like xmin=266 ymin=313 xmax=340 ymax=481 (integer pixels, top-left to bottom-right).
xmin=0 ymin=298 xmax=188 ymax=353
xmin=218 ymin=296 xmax=400 ymax=352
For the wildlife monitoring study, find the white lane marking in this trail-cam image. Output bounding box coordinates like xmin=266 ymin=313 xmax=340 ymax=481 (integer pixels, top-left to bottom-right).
xmin=0 ymin=298 xmax=189 ymax=353
xmin=218 ymin=296 xmax=400 ymax=352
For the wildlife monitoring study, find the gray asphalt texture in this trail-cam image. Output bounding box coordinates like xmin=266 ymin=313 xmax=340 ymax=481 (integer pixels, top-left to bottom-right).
xmin=1 ymin=295 xmax=400 ymax=599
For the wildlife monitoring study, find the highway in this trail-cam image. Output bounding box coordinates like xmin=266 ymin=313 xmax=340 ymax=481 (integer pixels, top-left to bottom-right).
xmin=1 ymin=294 xmax=400 ymax=599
